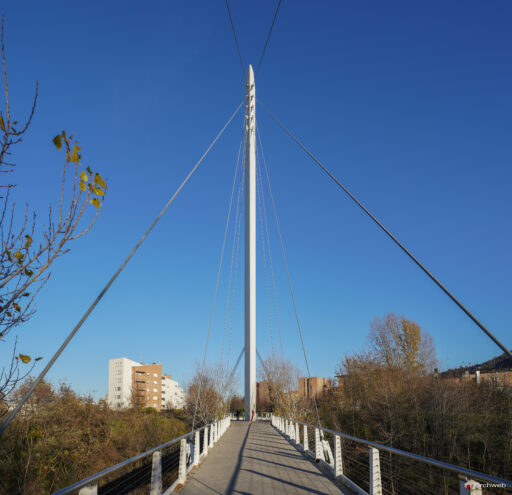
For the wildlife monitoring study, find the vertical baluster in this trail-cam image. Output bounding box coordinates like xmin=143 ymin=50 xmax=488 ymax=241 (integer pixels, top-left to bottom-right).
xmin=203 ymin=426 xmax=209 ymax=456
xmin=369 ymin=447 xmax=382 ymax=495
xmin=334 ymin=436 xmax=343 ymax=478
xmin=303 ymin=424 xmax=309 ymax=452
xmin=460 ymin=480 xmax=483 ymax=495
xmin=178 ymin=438 xmax=187 ymax=484
xmin=79 ymin=483 xmax=98 ymax=495
xmin=193 ymin=431 xmax=200 ymax=466
xmin=315 ymin=427 xmax=325 ymax=461
xmin=150 ymin=450 xmax=162 ymax=495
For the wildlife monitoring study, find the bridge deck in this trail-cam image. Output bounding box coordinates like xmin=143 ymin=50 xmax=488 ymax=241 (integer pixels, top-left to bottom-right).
xmin=180 ymin=420 xmax=352 ymax=495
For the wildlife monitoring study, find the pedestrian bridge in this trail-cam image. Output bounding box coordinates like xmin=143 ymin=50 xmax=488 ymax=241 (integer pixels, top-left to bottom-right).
xmin=54 ymin=415 xmax=512 ymax=495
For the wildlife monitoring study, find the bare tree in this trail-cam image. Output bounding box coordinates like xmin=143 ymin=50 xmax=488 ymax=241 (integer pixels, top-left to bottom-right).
xmin=368 ymin=313 xmax=437 ymax=374
xmin=0 ymin=16 xmax=107 ymax=408
xmin=258 ymin=352 xmax=308 ymax=419
xmin=185 ymin=363 xmax=237 ymax=425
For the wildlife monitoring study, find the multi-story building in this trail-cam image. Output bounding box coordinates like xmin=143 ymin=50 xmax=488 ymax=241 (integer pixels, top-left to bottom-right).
xmin=108 ymin=357 xmax=141 ymax=409
xmin=256 ymin=381 xmax=271 ymax=410
xmin=298 ymin=377 xmax=331 ymax=400
xmin=162 ymin=374 xmax=185 ymax=410
xmin=132 ymin=363 xmax=164 ymax=409
xmin=108 ymin=358 xmax=185 ymax=411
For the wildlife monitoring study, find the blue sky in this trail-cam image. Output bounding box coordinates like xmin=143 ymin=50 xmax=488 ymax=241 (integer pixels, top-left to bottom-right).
xmin=1 ymin=1 xmax=511 ymax=399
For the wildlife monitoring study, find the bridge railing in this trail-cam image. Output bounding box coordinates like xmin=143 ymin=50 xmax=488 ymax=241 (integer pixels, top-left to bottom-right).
xmin=271 ymin=415 xmax=512 ymax=495
xmin=229 ymin=411 xmax=272 ymax=421
xmin=52 ymin=416 xmax=231 ymax=495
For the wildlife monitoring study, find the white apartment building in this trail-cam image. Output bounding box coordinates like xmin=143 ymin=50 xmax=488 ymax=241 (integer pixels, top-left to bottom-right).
xmin=108 ymin=357 xmax=185 ymax=411
xmin=162 ymin=375 xmax=185 ymax=410
xmin=108 ymin=357 xmax=141 ymax=409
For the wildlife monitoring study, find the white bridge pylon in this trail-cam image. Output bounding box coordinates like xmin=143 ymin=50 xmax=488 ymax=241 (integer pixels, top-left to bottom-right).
xmin=244 ymin=65 xmax=256 ymax=420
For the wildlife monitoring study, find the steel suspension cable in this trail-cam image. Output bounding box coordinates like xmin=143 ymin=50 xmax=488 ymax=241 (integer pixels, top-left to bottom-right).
xmin=257 ymin=129 xmax=322 ymax=427
xmin=192 ymin=125 xmax=245 ymax=430
xmin=255 ymin=0 xmax=283 ymax=77
xmin=256 ymin=130 xmax=284 ymax=356
xmin=257 ymin=99 xmax=512 ymax=361
xmin=225 ymin=0 xmax=245 ymax=76
xmin=256 ymin=158 xmax=276 ymax=354
xmin=221 ymin=138 xmax=244 ymax=366
xmin=227 ymin=171 xmax=244 ymax=368
xmin=0 ymin=101 xmax=244 ymax=436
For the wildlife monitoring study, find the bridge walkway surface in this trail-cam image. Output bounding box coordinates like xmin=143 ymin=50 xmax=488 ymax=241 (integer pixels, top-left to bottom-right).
xmin=180 ymin=420 xmax=353 ymax=495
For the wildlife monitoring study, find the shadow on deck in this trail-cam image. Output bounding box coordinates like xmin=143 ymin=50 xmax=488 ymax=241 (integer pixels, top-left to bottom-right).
xmin=180 ymin=421 xmax=353 ymax=495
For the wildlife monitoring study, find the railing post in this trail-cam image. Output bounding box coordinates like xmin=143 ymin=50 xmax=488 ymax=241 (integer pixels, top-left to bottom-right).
xmin=334 ymin=435 xmax=343 ymax=478
xmin=79 ymin=483 xmax=98 ymax=495
xmin=295 ymin=423 xmax=300 ymax=445
xmin=213 ymin=421 xmax=217 ymax=443
xmin=204 ymin=426 xmax=209 ymax=456
xmin=150 ymin=450 xmax=162 ymax=495
xmin=178 ymin=438 xmax=187 ymax=484
xmin=315 ymin=427 xmax=325 ymax=461
xmin=303 ymin=424 xmax=309 ymax=451
xmin=290 ymin=420 xmax=296 ymax=443
xmin=460 ymin=479 xmax=483 ymax=495
xmin=193 ymin=431 xmax=200 ymax=466
xmin=209 ymin=422 xmax=214 ymax=447
xmin=369 ymin=447 xmax=382 ymax=495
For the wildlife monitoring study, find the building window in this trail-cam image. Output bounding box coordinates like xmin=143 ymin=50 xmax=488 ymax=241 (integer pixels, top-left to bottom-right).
xmin=153 ymin=381 xmax=157 ymax=385
xmin=153 ymin=404 xmax=157 ymax=408
xmin=115 ymin=394 xmax=121 ymax=399
xmin=115 ymin=370 xmax=121 ymax=375
xmin=115 ymin=378 xmax=121 ymax=383
xmin=153 ymin=373 xmax=158 ymax=377
xmin=115 ymin=387 xmax=121 ymax=391
xmin=153 ymin=396 xmax=157 ymax=400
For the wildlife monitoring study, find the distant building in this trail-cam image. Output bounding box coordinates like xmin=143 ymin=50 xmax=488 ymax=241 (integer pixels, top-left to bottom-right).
xmin=162 ymin=374 xmax=185 ymax=410
xmin=256 ymin=381 xmax=271 ymax=410
xmin=108 ymin=357 xmax=141 ymax=409
xmin=298 ymin=377 xmax=331 ymax=400
xmin=443 ymin=369 xmax=512 ymax=388
xmin=108 ymin=357 xmax=184 ymax=411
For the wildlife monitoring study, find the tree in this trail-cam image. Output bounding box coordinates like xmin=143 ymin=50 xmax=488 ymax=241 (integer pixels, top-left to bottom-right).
xmin=368 ymin=313 xmax=437 ymax=374
xmin=0 ymin=16 xmax=107 ymax=409
xmin=258 ymin=352 xmax=307 ymax=419
xmin=184 ymin=363 xmax=237 ymax=425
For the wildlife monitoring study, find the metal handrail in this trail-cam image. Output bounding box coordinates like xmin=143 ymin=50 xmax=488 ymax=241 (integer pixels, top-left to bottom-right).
xmin=52 ymin=418 xmax=222 ymax=495
xmin=280 ymin=417 xmax=512 ymax=489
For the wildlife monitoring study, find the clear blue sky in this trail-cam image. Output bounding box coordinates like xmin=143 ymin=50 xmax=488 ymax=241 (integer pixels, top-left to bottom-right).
xmin=1 ymin=1 xmax=511 ymax=400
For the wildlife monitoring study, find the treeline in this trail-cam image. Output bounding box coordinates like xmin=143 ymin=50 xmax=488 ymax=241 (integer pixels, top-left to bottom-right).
xmin=0 ymin=380 xmax=188 ymax=495
xmin=317 ymin=367 xmax=512 ymax=482
xmin=313 ymin=313 xmax=512 ymax=485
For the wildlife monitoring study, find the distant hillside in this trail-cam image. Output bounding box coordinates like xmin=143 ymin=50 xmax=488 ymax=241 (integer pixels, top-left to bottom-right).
xmin=441 ymin=350 xmax=512 ymax=377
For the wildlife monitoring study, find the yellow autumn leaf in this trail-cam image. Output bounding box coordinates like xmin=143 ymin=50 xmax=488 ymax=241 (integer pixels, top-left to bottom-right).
xmin=94 ymin=173 xmax=106 ymax=189
xmin=79 ymin=181 xmax=87 ymax=192
xmin=19 ymin=354 xmax=31 ymax=364
xmin=93 ymin=186 xmax=104 ymax=196
xmin=13 ymin=303 xmax=21 ymax=312
xmin=80 ymin=170 xmax=88 ymax=182
xmin=89 ymin=198 xmax=100 ymax=208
